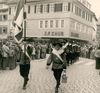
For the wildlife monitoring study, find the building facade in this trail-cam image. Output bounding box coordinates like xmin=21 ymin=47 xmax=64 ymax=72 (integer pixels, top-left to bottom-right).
xmin=0 ymin=3 xmax=9 ymax=39
xmin=96 ymin=17 xmax=100 ymax=44
xmin=7 ymin=0 xmax=97 ymax=42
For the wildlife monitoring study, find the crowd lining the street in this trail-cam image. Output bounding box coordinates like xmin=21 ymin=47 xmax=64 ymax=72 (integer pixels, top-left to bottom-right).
xmin=0 ymin=39 xmax=96 ymax=70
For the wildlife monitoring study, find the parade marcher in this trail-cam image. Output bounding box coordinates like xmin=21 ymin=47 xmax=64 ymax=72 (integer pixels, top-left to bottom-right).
xmin=2 ymin=42 xmax=9 ymax=70
xmin=19 ymin=43 xmax=31 ymax=89
xmin=46 ymin=42 xmax=67 ymax=92
xmin=94 ymin=46 xmax=100 ymax=75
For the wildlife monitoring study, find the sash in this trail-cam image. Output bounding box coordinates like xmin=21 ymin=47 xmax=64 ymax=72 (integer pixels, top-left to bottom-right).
xmin=52 ymin=48 xmax=63 ymax=62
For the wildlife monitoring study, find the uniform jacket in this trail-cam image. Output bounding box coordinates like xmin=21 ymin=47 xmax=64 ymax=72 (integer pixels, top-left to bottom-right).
xmin=47 ymin=53 xmax=67 ymax=70
xmin=20 ymin=51 xmax=30 ymax=65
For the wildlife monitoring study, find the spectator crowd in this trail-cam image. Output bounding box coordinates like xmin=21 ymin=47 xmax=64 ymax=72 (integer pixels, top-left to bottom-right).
xmin=0 ymin=39 xmax=96 ymax=70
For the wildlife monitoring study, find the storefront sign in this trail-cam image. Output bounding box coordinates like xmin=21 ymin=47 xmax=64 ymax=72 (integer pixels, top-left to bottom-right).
xmin=44 ymin=31 xmax=64 ymax=36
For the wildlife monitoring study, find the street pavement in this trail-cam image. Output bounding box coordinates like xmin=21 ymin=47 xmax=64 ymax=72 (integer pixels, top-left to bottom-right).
xmin=0 ymin=57 xmax=100 ymax=93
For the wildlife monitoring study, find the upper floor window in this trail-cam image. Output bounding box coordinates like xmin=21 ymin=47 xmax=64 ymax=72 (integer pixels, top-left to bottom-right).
xmin=28 ymin=5 xmax=30 ymax=14
xmin=68 ymin=2 xmax=70 ymax=11
xmin=45 ymin=20 xmax=48 ymax=28
xmin=3 ymin=15 xmax=7 ymax=21
xmin=90 ymin=15 xmax=92 ymax=22
xmin=40 ymin=21 xmax=43 ymax=28
xmin=55 ymin=20 xmax=59 ymax=28
xmin=34 ymin=5 xmax=37 ymax=13
xmin=2 ymin=27 xmax=7 ymax=34
xmin=9 ymin=7 xmax=11 ymax=15
xmin=0 ymin=27 xmax=2 ymax=34
xmin=40 ymin=5 xmax=43 ymax=13
xmin=75 ymin=6 xmax=78 ymax=15
xmin=61 ymin=20 xmax=64 ymax=28
xmin=47 ymin=4 xmax=50 ymax=13
xmin=63 ymin=3 xmax=68 ymax=11
xmin=82 ymin=11 xmax=85 ymax=18
xmin=54 ymin=3 xmax=63 ymax=12
xmin=50 ymin=4 xmax=54 ymax=12
xmin=79 ymin=8 xmax=81 ymax=16
xmin=0 ymin=15 xmax=2 ymax=21
xmin=50 ymin=20 xmax=53 ymax=28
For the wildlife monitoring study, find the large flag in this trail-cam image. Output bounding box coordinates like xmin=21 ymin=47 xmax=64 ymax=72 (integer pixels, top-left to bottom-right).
xmin=13 ymin=0 xmax=31 ymax=61
xmin=13 ymin=0 xmax=25 ymax=43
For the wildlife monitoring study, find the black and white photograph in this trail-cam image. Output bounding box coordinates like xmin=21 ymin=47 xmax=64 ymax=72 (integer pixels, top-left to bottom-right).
xmin=0 ymin=0 xmax=99 ymax=93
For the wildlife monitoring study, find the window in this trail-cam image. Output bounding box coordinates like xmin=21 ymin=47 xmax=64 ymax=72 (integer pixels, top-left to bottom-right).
xmin=50 ymin=20 xmax=53 ymax=28
xmin=86 ymin=26 xmax=88 ymax=33
xmin=47 ymin=4 xmax=49 ymax=13
xmin=68 ymin=2 xmax=70 ymax=11
xmin=79 ymin=8 xmax=81 ymax=16
xmin=9 ymin=7 xmax=11 ymax=15
xmin=43 ymin=4 xmax=49 ymax=13
xmin=34 ymin=5 xmax=37 ymax=13
xmin=3 ymin=15 xmax=7 ymax=21
xmin=2 ymin=27 xmax=7 ymax=34
xmin=54 ymin=3 xmax=62 ymax=12
xmin=76 ymin=23 xmax=80 ymax=32
xmin=81 ymin=25 xmax=85 ymax=33
xmin=70 ymin=21 xmax=75 ymax=30
xmin=90 ymin=15 xmax=92 ymax=22
xmin=71 ymin=3 xmax=73 ymax=12
xmin=55 ymin=20 xmax=59 ymax=28
xmin=82 ymin=11 xmax=85 ymax=18
xmin=87 ymin=14 xmax=90 ymax=21
xmin=45 ymin=21 xmax=48 ymax=28
xmin=40 ymin=21 xmax=43 ymax=28
xmin=0 ymin=15 xmax=2 ymax=21
xmin=86 ymin=13 xmax=88 ymax=20
xmin=63 ymin=3 xmax=68 ymax=11
xmin=75 ymin=6 xmax=78 ymax=15
xmin=28 ymin=5 xmax=30 ymax=14
xmin=0 ymin=27 xmax=2 ymax=34
xmin=61 ymin=20 xmax=64 ymax=28
xmin=50 ymin=4 xmax=54 ymax=12
xmin=40 ymin=5 xmax=43 ymax=13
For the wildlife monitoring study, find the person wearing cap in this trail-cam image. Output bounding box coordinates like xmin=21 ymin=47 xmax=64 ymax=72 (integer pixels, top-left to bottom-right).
xmin=46 ymin=42 xmax=67 ymax=92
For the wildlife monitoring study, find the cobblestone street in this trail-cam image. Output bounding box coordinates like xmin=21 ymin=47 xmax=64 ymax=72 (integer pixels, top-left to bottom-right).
xmin=0 ymin=57 xmax=100 ymax=93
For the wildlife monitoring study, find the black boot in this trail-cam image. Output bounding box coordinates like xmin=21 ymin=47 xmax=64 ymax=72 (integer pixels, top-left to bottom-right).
xmin=23 ymin=77 xmax=29 ymax=89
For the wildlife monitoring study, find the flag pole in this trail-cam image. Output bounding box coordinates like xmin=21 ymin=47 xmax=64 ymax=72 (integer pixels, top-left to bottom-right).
xmin=23 ymin=0 xmax=27 ymax=64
